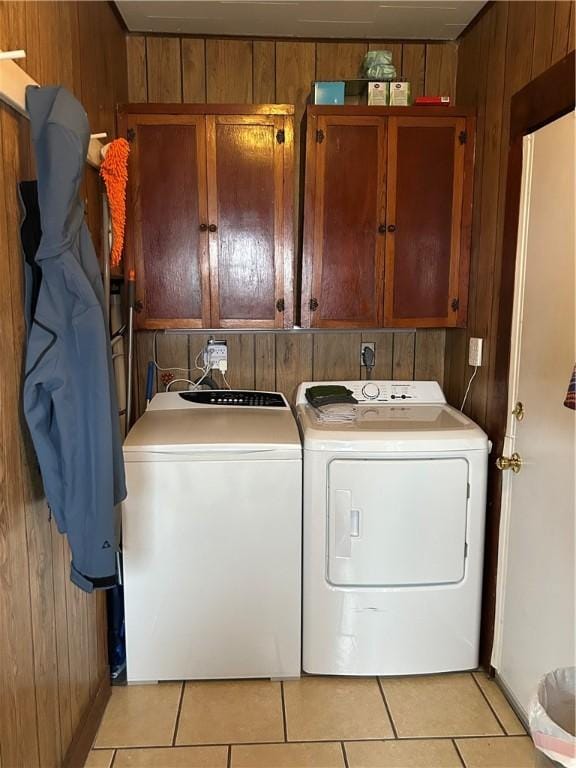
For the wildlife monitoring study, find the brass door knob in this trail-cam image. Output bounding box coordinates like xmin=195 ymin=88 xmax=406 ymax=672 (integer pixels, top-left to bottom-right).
xmin=496 ymin=452 xmax=523 ymax=473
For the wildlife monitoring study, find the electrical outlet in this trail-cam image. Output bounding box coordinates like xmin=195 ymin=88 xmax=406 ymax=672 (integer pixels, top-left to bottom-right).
xmin=204 ymin=339 xmax=228 ymax=371
xmin=360 ymin=342 xmax=376 ymax=366
xmin=468 ymin=337 xmax=483 ymax=367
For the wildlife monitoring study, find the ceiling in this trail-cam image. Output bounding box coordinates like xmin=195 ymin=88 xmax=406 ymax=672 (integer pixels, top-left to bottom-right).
xmin=116 ymin=1 xmax=486 ymax=41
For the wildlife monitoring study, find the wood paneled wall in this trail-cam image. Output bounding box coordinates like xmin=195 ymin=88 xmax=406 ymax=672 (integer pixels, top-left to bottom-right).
xmin=0 ymin=3 xmax=127 ymax=767
xmin=444 ymin=0 xmax=575 ymax=423
xmin=126 ymin=34 xmax=457 ymax=412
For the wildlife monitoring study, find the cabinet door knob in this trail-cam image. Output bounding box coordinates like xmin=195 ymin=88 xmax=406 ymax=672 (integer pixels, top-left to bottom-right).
xmin=199 ymin=223 xmax=208 ymax=232
xmin=378 ymin=224 xmax=386 ymax=234
xmin=387 ymin=224 xmax=396 ymax=233
xmin=208 ymin=223 xmax=217 ymax=233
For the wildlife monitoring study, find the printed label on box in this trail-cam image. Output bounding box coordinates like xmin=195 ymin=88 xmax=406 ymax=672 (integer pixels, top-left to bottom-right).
xmin=389 ymin=81 xmax=411 ymax=106
xmin=368 ymin=82 xmax=390 ymax=106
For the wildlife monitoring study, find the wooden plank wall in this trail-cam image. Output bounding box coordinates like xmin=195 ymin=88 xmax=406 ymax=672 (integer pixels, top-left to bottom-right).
xmin=126 ymin=34 xmax=458 ymax=413
xmin=444 ymin=0 xmax=575 ymax=422
xmin=0 ymin=3 xmax=127 ymax=767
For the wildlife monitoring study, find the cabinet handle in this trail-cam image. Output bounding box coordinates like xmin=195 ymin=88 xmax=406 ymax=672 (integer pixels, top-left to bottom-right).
xmin=387 ymin=224 xmax=396 ymax=233
xmin=208 ymin=223 xmax=217 ymax=233
xmin=378 ymin=224 xmax=386 ymax=234
xmin=199 ymin=223 xmax=208 ymax=232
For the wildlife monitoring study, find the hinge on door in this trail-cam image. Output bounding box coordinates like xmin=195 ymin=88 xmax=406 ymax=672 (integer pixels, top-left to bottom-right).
xmin=467 ymin=483 xmax=470 ymax=499
xmin=276 ymin=129 xmax=285 ymax=144
xmin=134 ymin=299 xmax=143 ymax=313
xmin=464 ymin=542 xmax=469 ymax=558
xmin=127 ymin=128 xmax=136 ymax=143
xmin=276 ymin=298 xmax=285 ymax=312
xmin=451 ymin=298 xmax=460 ymax=312
xmin=458 ymin=130 xmax=467 ymax=145
xmin=316 ymin=129 xmax=325 ymax=144
xmin=309 ymin=298 xmax=319 ymax=311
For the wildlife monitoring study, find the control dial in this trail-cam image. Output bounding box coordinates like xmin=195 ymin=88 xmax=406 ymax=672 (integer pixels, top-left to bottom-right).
xmin=361 ymin=383 xmax=380 ymax=400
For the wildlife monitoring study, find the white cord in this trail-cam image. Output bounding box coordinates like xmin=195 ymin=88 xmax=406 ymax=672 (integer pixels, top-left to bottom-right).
xmin=153 ymin=331 xmax=206 ymax=373
xmin=165 ymin=378 xmax=198 ymax=391
xmin=220 ymin=370 xmax=232 ymax=390
xmin=165 ymin=367 xmax=211 ymax=392
xmin=460 ymin=366 xmax=478 ymax=411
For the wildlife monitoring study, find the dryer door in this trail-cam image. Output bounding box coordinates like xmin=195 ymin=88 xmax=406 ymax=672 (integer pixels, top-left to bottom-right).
xmin=327 ymin=458 xmax=469 ymax=586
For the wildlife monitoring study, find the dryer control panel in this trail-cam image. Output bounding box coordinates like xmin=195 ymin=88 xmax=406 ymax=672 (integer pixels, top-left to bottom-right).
xmin=296 ymin=380 xmax=446 ymax=405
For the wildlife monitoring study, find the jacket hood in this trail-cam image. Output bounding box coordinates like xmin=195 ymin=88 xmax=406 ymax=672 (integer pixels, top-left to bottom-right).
xmin=26 ymin=86 xmax=90 ymax=260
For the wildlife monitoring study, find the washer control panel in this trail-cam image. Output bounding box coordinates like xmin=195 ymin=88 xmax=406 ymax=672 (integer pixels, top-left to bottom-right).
xmin=178 ymin=390 xmax=287 ymax=408
xmin=296 ymin=380 xmax=446 ymax=405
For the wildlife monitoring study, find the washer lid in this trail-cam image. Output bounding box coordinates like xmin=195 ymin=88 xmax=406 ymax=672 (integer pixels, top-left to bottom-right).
xmin=124 ymin=407 xmax=302 ymax=457
xmin=296 ymin=403 xmax=488 ymax=452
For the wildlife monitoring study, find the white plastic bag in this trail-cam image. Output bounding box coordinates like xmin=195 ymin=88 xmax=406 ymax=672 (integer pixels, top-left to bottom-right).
xmin=530 ymin=668 xmax=576 ymax=767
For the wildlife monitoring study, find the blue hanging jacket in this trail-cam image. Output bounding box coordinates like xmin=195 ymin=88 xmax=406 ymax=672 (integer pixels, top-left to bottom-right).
xmin=22 ymin=85 xmax=126 ymax=592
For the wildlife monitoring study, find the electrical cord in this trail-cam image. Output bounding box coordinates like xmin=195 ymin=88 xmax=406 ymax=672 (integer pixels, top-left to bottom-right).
xmin=153 ymin=331 xmax=205 ymax=373
xmin=220 ymin=370 xmax=232 ymax=390
xmin=460 ymin=366 xmax=478 ymax=411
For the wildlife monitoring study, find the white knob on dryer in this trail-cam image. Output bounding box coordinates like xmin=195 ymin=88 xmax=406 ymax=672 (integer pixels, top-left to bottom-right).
xmin=361 ymin=383 xmax=380 ymax=400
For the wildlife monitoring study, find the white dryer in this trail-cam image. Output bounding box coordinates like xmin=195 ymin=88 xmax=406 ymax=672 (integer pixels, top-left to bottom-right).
xmin=122 ymin=389 xmax=302 ymax=682
xmin=296 ymin=380 xmax=489 ymax=676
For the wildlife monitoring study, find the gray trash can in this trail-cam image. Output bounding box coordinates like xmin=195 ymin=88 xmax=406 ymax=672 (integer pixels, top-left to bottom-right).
xmin=529 ymin=668 xmax=576 ymax=768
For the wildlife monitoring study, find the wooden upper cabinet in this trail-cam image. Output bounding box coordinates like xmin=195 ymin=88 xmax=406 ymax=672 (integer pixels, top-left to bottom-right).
xmin=385 ymin=116 xmax=471 ymax=327
xmin=124 ymin=114 xmax=211 ymax=329
xmin=207 ymin=115 xmax=293 ymax=328
xmin=303 ymin=116 xmax=386 ymax=328
xmin=119 ymin=105 xmax=294 ymax=330
xmin=301 ymin=106 xmax=475 ymax=329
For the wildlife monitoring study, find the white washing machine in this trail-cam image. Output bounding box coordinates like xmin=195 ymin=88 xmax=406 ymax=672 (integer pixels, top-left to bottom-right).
xmin=296 ymin=380 xmax=489 ymax=676
xmin=122 ymin=389 xmax=302 ymax=682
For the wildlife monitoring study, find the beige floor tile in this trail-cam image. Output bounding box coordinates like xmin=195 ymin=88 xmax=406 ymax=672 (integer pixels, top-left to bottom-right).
xmin=232 ymin=742 xmax=345 ymax=767
xmin=283 ymin=677 xmax=393 ymax=742
xmin=345 ymin=739 xmax=462 ymax=768
xmin=176 ymin=680 xmax=284 ymax=745
xmin=456 ymin=736 xmax=537 ymax=767
xmin=84 ymin=750 xmax=115 ymax=768
xmin=94 ymin=683 xmax=182 ymax=748
xmin=380 ymin=673 xmax=503 ymax=738
xmin=472 ymin=673 xmax=526 ymax=735
xmin=113 ymin=746 xmax=229 ymax=767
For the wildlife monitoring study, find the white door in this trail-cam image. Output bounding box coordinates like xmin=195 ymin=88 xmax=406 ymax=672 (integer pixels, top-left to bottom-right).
xmin=328 ymin=458 xmax=469 ymax=586
xmin=492 ymin=111 xmax=576 ymax=716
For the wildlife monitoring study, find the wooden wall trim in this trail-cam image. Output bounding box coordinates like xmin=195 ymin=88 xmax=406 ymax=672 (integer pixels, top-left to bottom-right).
xmin=63 ymin=673 xmax=112 ymax=768
xmin=510 ymin=49 xmax=575 ymax=138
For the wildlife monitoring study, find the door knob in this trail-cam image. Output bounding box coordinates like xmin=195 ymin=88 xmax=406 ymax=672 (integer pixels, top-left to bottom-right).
xmin=199 ymin=223 xmax=208 ymax=231
xmin=208 ymin=223 xmax=217 ymax=232
xmin=496 ymin=452 xmax=523 ymax=473
xmin=378 ymin=224 xmax=386 ymax=234
xmin=512 ymin=401 xmax=525 ymax=421
xmin=387 ymin=224 xmax=396 ymax=233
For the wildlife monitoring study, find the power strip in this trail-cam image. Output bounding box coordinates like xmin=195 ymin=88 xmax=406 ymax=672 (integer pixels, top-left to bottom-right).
xmin=204 ymin=339 xmax=228 ymax=372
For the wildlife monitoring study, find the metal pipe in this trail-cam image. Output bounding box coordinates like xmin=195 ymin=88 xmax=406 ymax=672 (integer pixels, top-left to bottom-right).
xmin=125 ymin=271 xmax=136 ymax=431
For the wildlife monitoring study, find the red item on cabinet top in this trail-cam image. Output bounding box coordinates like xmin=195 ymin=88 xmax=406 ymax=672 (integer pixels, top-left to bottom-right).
xmin=414 ymin=96 xmax=451 ymax=105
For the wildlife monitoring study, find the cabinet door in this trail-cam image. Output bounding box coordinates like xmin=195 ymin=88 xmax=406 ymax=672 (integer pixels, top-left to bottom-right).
xmin=385 ymin=116 xmax=470 ymax=327
xmin=206 ymin=115 xmax=293 ymax=328
xmin=125 ymin=115 xmax=210 ymax=329
xmin=303 ymin=116 xmax=387 ymax=328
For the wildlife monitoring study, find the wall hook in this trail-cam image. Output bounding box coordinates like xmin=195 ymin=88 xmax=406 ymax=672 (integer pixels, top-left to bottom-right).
xmin=0 ymin=50 xmax=26 ymax=61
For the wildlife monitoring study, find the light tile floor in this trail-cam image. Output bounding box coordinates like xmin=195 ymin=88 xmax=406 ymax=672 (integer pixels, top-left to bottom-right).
xmin=86 ymin=672 xmax=539 ymax=768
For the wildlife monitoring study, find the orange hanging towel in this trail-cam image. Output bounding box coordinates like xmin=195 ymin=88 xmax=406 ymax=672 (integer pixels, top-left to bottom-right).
xmin=100 ymin=138 xmax=130 ymax=269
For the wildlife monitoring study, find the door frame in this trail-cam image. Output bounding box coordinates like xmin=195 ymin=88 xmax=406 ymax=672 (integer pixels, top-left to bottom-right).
xmin=481 ymin=51 xmax=575 ymax=668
